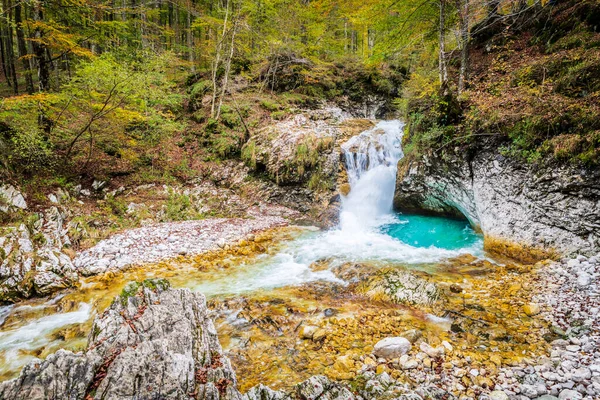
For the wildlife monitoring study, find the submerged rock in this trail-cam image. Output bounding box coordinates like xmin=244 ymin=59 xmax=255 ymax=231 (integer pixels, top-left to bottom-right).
xmin=360 ymin=269 xmax=445 ymax=306
xmin=523 ymin=302 xmax=541 ymax=316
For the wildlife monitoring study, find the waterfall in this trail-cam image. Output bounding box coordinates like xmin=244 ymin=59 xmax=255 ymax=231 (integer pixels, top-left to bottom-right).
xmin=339 ymin=120 xmax=404 ymax=231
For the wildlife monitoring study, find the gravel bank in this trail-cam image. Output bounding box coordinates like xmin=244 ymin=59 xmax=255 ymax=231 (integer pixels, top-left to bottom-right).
xmin=494 ymin=254 xmax=600 ymax=400
xmin=74 ymin=205 xmax=295 ymax=276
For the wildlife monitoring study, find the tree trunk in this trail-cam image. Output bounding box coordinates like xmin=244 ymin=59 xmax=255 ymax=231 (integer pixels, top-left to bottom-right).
xmin=3 ymin=0 xmax=18 ymax=94
xmin=344 ymin=20 xmax=348 ymax=53
xmin=15 ymin=3 xmax=34 ymax=94
xmin=32 ymin=0 xmax=50 ymax=91
xmin=438 ymin=0 xmax=448 ymax=92
xmin=0 ymin=16 xmax=12 ymax=89
xmin=216 ymin=12 xmax=238 ymax=120
xmin=187 ymin=1 xmax=195 ymax=72
xmin=210 ymin=0 xmax=230 ymax=118
xmin=458 ymin=0 xmax=469 ymax=95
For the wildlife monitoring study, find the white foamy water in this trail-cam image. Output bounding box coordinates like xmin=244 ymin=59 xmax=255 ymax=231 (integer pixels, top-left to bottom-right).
xmin=0 ymin=302 xmax=91 ymax=373
xmin=192 ymin=120 xmax=482 ymax=296
xmin=340 ymin=120 xmax=404 ymax=230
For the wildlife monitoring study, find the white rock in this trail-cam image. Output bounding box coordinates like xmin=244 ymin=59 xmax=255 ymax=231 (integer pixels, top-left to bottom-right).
xmin=558 ymin=389 xmax=582 ymax=400
xmin=0 ymin=184 xmax=27 ymax=212
xmin=577 ymin=273 xmax=591 ymax=287
xmin=419 ymin=342 xmax=444 ymax=358
xmin=441 ymin=340 xmax=453 ymax=352
xmin=373 ymin=337 xmax=412 ymax=359
xmin=401 ymin=359 xmax=419 ymax=370
xmin=520 ymin=384 xmax=539 ymax=398
xmin=572 ymin=367 xmax=591 ymax=382
xmin=489 ymin=390 xmax=510 ymax=400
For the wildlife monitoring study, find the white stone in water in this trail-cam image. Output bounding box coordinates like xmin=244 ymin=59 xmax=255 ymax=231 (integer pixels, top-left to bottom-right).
xmin=441 ymin=340 xmax=453 ymax=352
xmin=419 ymin=342 xmax=444 ymax=358
xmin=453 ymin=368 xmax=467 ymax=378
xmin=373 ymin=337 xmax=411 ymax=359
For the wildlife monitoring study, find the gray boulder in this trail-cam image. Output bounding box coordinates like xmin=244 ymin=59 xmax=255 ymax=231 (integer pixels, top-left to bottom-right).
xmin=0 ymin=279 xmax=243 ymax=400
xmin=395 ymin=149 xmax=600 ymax=258
xmin=0 ymin=207 xmax=78 ymax=302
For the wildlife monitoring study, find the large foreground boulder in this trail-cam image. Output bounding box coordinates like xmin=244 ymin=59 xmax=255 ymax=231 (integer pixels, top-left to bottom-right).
xmin=0 ymin=280 xmax=368 ymax=400
xmin=0 ymin=279 xmax=242 ymax=400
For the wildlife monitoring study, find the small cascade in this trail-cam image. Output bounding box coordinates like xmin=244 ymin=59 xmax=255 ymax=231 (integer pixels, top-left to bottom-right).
xmin=339 ymin=120 xmax=404 ymax=230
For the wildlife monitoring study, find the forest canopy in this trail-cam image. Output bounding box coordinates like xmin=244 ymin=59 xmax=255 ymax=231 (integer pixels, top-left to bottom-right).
xmin=0 ymin=0 xmax=598 ymax=183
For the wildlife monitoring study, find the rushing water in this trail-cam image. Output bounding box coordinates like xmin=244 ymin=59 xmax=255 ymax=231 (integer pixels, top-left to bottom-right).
xmin=191 ymin=120 xmax=482 ymax=295
xmin=0 ymin=119 xmax=484 ymax=379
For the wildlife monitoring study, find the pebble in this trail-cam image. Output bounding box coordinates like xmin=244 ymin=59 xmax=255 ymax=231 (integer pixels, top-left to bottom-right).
xmin=489 ymin=391 xmax=510 ymax=400
xmin=558 ymin=389 xmax=583 ymax=400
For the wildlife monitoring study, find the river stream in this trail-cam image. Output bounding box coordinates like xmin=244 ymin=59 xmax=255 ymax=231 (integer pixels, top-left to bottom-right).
xmin=0 ymin=121 xmax=547 ymax=390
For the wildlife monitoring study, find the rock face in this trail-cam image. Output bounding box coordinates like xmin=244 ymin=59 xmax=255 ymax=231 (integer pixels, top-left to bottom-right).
xmin=243 ymin=108 xmax=343 ymax=187
xmin=0 ymin=206 xmax=78 ymax=302
xmin=0 ymin=184 xmax=27 ymax=214
xmin=0 ymin=279 xmax=243 ymax=400
xmin=394 ymin=149 xmax=600 ymax=258
xmin=241 ymin=107 xmax=374 ymax=223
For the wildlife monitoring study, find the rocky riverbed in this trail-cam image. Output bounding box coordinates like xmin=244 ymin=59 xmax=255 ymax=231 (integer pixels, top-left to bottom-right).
xmin=1 ymin=112 xmax=599 ymax=400
xmin=1 ymin=251 xmax=598 ymax=400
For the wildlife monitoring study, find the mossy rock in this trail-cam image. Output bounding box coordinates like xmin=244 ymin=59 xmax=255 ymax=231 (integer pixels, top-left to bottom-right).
xmin=118 ymin=279 xmax=171 ymax=306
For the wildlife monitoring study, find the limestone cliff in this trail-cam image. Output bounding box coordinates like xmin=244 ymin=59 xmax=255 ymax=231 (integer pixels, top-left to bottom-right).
xmin=394 ymin=148 xmax=600 ymax=260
